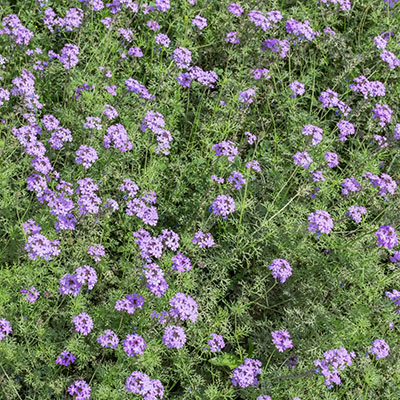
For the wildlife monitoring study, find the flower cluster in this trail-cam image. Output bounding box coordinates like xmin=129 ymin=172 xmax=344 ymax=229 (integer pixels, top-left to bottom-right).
xmin=75 ymin=145 xmax=98 ymax=169
xmin=212 ymin=141 xmax=238 ymax=162
xmin=0 ymin=318 xmax=12 ymax=341
xmin=341 ymin=177 xmax=361 ymax=195
xmin=123 ymin=333 xmax=147 ymax=357
xmin=289 ymin=81 xmax=305 ymax=97
xmin=210 ymin=195 xmax=235 ymax=219
xmin=370 ymin=339 xmax=390 ymax=360
xmin=88 ymin=243 xmax=105 ymax=262
xmin=271 ymin=329 xmax=293 ymax=352
xmin=141 ymin=110 xmax=173 ymax=155
xmin=20 ymin=286 xmax=40 ymax=303
xmin=375 ymin=225 xmax=398 ymax=249
xmin=208 ymin=333 xmax=225 ymax=352
xmin=171 ymin=252 xmax=192 ymax=273
xmin=73 ymin=312 xmax=94 ymax=336
xmin=162 ymin=325 xmax=186 ymax=348
xmin=97 ymin=329 xmax=119 ymax=349
xmin=307 ymin=210 xmax=334 ymax=235
xmin=25 ymin=233 xmax=60 ymax=261
xmin=169 ymin=293 xmax=198 ymax=322
xmin=0 ymin=14 xmax=34 ymax=46
xmin=67 ymin=380 xmax=91 ymax=400
xmin=232 ymin=358 xmax=262 ymax=388
xmin=268 ymin=259 xmax=292 ymax=284
xmin=125 ymin=371 xmax=164 ymax=399
xmin=363 ymin=172 xmax=397 ymax=196
xmin=103 ymin=123 xmax=133 ymax=152
xmin=347 ymin=205 xmax=366 ymax=223
xmin=115 ymin=293 xmax=145 ymax=314
xmin=319 ymin=88 xmax=351 ymax=116
xmin=56 ymin=350 xmax=76 ymax=366
xmin=372 ymin=104 xmax=393 ymax=127
xmin=192 ymin=231 xmax=215 ymax=248
xmin=302 ymin=125 xmax=323 ymax=145
xmin=143 ymin=263 xmax=169 ymax=297
xmin=314 ymin=347 xmax=356 ymax=387
xmin=125 ymin=77 xmax=154 ymax=100
xmin=349 ymin=75 xmax=385 ymax=99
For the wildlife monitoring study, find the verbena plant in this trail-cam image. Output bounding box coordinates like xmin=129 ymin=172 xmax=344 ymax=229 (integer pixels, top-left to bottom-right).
xmin=1 ymin=0 xmax=400 ymax=399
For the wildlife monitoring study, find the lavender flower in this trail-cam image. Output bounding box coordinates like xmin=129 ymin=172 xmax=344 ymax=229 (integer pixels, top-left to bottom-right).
xmin=162 ymin=325 xmax=186 ymax=348
xmin=376 ymin=225 xmax=398 ymax=249
xmin=228 ymin=3 xmax=244 ymax=17
xmin=289 ymin=81 xmax=305 ymax=97
xmin=67 ymin=380 xmax=91 ymax=400
xmin=341 ymin=177 xmax=361 ymax=195
xmin=293 ymin=151 xmax=313 ymax=169
xmin=0 ymin=318 xmax=12 ymax=341
xmin=115 ymin=293 xmax=145 ymax=314
xmin=75 ymin=265 xmax=97 ymax=290
xmin=314 ymin=347 xmax=356 ymax=387
xmin=271 ymin=329 xmax=293 ymax=352
xmin=192 ymin=231 xmax=215 ymax=248
xmin=56 ymin=350 xmax=76 ymax=366
xmin=208 ymin=333 xmax=225 ymax=352
xmin=59 ymin=273 xmax=82 ymax=296
xmin=308 ymin=210 xmax=334 ymax=235
xmin=171 ymin=253 xmax=192 ymax=273
xmin=192 ymin=15 xmax=207 ymax=30
xmin=75 ymin=145 xmax=98 ymax=169
xmin=169 ymin=293 xmax=198 ymax=322
xmin=347 ymin=205 xmax=366 ymax=223
xmin=25 ymin=233 xmax=60 ymax=261
xmin=155 ymin=33 xmax=170 ymax=47
xmin=125 ymin=371 xmax=164 ymax=399
xmin=210 ymin=195 xmax=235 ymax=219
xmin=325 ymin=152 xmax=339 ymax=168
xmin=212 ymin=141 xmax=238 ymax=162
xmin=97 ymin=329 xmax=119 ymax=349
xmin=228 ymin=171 xmax=247 ymax=190
xmin=238 ymin=88 xmax=256 ymax=104
xmin=172 ymin=47 xmax=192 ymax=69
xmin=20 ymin=286 xmax=40 ymax=303
xmin=372 ymin=104 xmax=393 ymax=127
xmin=123 ymin=333 xmax=147 ymax=356
xmin=143 ymin=263 xmax=168 ymax=297
xmin=380 ymin=49 xmax=400 ymax=69
xmin=225 ymin=31 xmax=240 ymax=44
xmin=268 ymin=259 xmax=292 ymax=283
xmin=232 ymin=358 xmax=262 ymax=388
xmin=88 ymin=243 xmax=105 ymax=263
xmin=244 ymin=131 xmax=257 ymax=144
xmin=73 ymin=312 xmax=93 ymax=336
xmin=246 ymin=160 xmax=261 ymax=172
xmin=370 ymin=339 xmax=390 ymax=360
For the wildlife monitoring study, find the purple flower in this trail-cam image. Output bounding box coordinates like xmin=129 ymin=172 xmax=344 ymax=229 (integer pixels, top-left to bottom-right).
xmin=292 ymin=151 xmax=313 ymax=169
xmin=59 ymin=44 xmax=80 ymax=70
xmin=125 ymin=371 xmax=164 ymax=399
xmin=103 ymin=123 xmax=132 ymax=152
xmin=286 ymin=18 xmax=319 ymax=41
xmin=246 ymin=160 xmax=261 ymax=172
xmin=115 ymin=293 xmax=145 ymax=314
xmin=169 ymin=293 xmax=198 ymax=322
xmin=302 ymin=125 xmax=323 ymax=145
xmin=160 ymin=229 xmax=180 ymax=251
xmin=376 ymin=225 xmax=398 ymax=249
xmin=67 ymin=380 xmax=91 ymax=400
xmin=25 ymin=233 xmax=60 ymax=261
xmin=372 ymin=104 xmax=393 ymax=127
xmin=177 ymin=72 xmax=192 ymax=88
xmin=210 ymin=195 xmax=235 ymax=219
xmin=252 ymin=68 xmax=271 ymax=80
xmin=147 ymin=20 xmax=161 ymax=31
xmin=88 ymin=243 xmax=105 ymax=263
xmin=271 ymin=329 xmax=293 ymax=352
xmin=155 ymin=33 xmax=170 ymax=48
xmin=228 ymin=171 xmax=247 ymax=190
xmin=347 ymin=205 xmax=366 ymax=223
xmin=75 ymin=145 xmax=98 ymax=169
xmin=193 ymin=231 xmax=215 ymax=248
xmin=370 ymin=339 xmax=390 ymax=360
xmin=380 ymin=49 xmax=400 ymax=69
xmin=227 ymin=3 xmax=244 ymax=17
xmin=232 ymin=358 xmax=262 ymax=388
xmin=56 ymin=350 xmax=76 ymax=366
xmin=163 ymin=325 xmax=186 ymax=349
xmin=123 ymin=333 xmax=147 ymax=356
xmin=143 ymin=263 xmax=168 ymax=297
xmin=171 ymin=253 xmax=192 ymax=274
xmin=226 ymin=31 xmax=240 ymax=44
xmin=248 ymin=10 xmax=271 ymax=31
xmin=20 ymin=286 xmax=40 ymax=303
xmin=0 ymin=318 xmax=12 ymax=341
xmin=390 ymin=251 xmax=400 ymax=266
xmin=192 ymin=15 xmax=207 ymax=30
xmin=337 ymin=120 xmax=355 ymax=141
xmin=314 ymin=347 xmax=356 ymax=387
xmin=268 ymin=259 xmax=292 ymax=283
xmin=289 ymin=81 xmax=305 ymax=97
xmin=212 ymin=140 xmax=238 ymax=162
xmin=308 ymin=210 xmax=334 ymax=235
xmin=97 ymin=329 xmax=119 ymax=349
xmin=324 ymin=152 xmax=339 ymax=168
xmin=341 ymin=177 xmax=361 ymax=195
xmin=73 ymin=312 xmax=93 ymax=336
xmin=156 ymin=0 xmax=170 ymax=12
xmin=172 ymin=47 xmax=192 ymax=69
xmin=349 ymin=75 xmax=385 ymax=98
xmin=244 ymin=131 xmax=257 ymax=144
xmin=104 ymin=104 xmax=118 ymax=120
xmin=208 ymin=333 xmax=225 ymax=352
xmin=238 ymin=88 xmax=256 ymax=104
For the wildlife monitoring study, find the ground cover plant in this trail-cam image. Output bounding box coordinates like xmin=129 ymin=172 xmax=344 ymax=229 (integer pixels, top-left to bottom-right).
xmin=1 ymin=0 xmax=400 ymax=398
